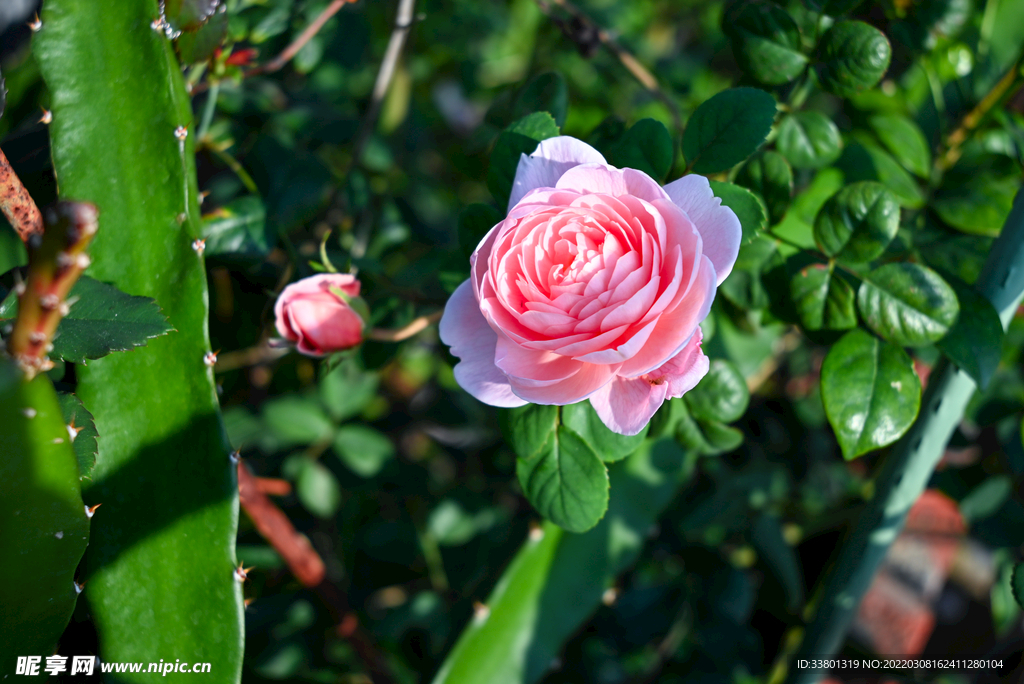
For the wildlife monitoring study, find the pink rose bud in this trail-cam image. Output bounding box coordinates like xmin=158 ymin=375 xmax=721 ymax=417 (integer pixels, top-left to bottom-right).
xmin=274 ymin=274 xmax=366 ymax=357
xmin=440 ymin=136 xmax=742 ymax=436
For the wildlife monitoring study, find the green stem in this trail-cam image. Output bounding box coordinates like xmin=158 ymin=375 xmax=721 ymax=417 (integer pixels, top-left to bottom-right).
xmin=209 ymin=145 xmax=259 ymax=194
xmin=197 ymin=80 xmax=219 ymax=141
xmin=786 ymin=189 xmax=1024 ymax=684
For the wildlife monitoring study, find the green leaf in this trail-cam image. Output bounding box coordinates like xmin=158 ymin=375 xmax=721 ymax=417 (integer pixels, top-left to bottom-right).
xmin=790 ymin=264 xmax=857 ymax=331
xmin=263 ymin=396 xmax=336 ymax=447
xmin=709 ymin=180 xmax=768 ymax=244
xmin=803 ymin=0 xmax=866 ymax=15
xmin=933 ymin=172 xmax=1017 ymax=237
xmin=562 ymin=400 xmax=647 ymax=462
xmin=0 ymin=363 xmax=90 ymax=670
xmin=606 ymin=118 xmax=673 ymax=181
xmin=858 ymin=263 xmax=960 ymax=347
xmin=818 ymin=21 xmax=892 ymax=97
xmin=820 ymin=329 xmax=921 ymax=460
xmin=0 ymin=219 xmax=27 ymax=275
xmin=515 ymin=426 xmax=609 ymax=533
xmin=36 ymin=0 xmax=244 ymax=672
xmin=177 ymin=7 xmax=228 ymax=64
xmin=958 ymin=476 xmax=1012 ymax=523
xmin=433 ymin=438 xmax=690 ymax=684
xmin=718 ymin=236 xmax=781 ymax=310
xmin=698 ymin=418 xmax=745 ymax=452
xmin=503 ymin=403 xmax=559 ymax=461
xmin=586 ymin=116 xmax=627 ymax=155
xmin=777 ymin=111 xmax=843 ymax=169
xmin=458 ymin=203 xmax=503 ymax=259
xmin=723 ymin=0 xmax=808 ymax=86
xmin=58 ymin=392 xmax=98 ymax=481
xmin=200 ymin=195 xmax=273 ymax=258
xmin=682 ymin=87 xmax=777 ymax=174
xmin=513 ymin=72 xmax=569 ymax=128
xmin=488 ymin=112 xmax=560 ymax=208
xmin=936 ymin=276 xmax=1004 ymax=389
xmin=164 ymin=0 xmax=221 ymax=32
xmin=735 ymin=151 xmax=793 ymax=225
xmin=0 ymin=276 xmax=174 ymax=363
xmin=319 ymin=359 xmax=379 ymax=422
xmin=295 ymin=459 xmax=341 ymax=519
xmin=837 ymin=140 xmax=925 ymax=209
xmin=1012 ymin=562 xmax=1024 ymax=611
xmin=333 ymin=424 xmax=395 ymax=477
xmin=868 ymin=114 xmax=931 ymax=178
xmin=685 ymin=359 xmax=750 ymax=424
xmin=813 ymin=181 xmax=900 ymax=262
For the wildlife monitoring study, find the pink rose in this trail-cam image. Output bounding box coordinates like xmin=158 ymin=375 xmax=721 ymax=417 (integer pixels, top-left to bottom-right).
xmin=440 ymin=136 xmax=741 ymax=435
xmin=274 ymin=274 xmax=365 ymax=357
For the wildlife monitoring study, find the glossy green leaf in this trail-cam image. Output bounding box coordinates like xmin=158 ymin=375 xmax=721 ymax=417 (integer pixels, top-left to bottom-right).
xmin=790 ymin=264 xmax=857 ymax=331
xmin=936 ymin=277 xmax=1004 ymax=389
xmin=709 ymin=180 xmax=768 ymax=243
xmin=503 ymin=403 xmax=559 ymax=461
xmin=606 ymin=118 xmax=673 ymax=181
xmin=698 ymin=418 xmax=745 ymax=453
xmin=433 ymin=438 xmax=690 ymax=684
xmin=857 ymin=263 xmax=959 ymax=347
xmin=0 ymin=363 xmax=90 ymax=670
xmin=820 ymin=329 xmax=921 ymax=460
xmin=718 ymin=235 xmax=781 ymax=310
xmin=165 ymin=0 xmax=221 ymax=32
xmin=201 ymin=196 xmax=273 ymax=258
xmin=459 ymin=203 xmax=503 ymax=259
xmin=0 ymin=220 xmax=27 ymax=275
xmin=802 ymin=0 xmax=866 ymax=15
xmin=562 ymin=400 xmax=647 ymax=463
xmin=868 ymin=114 xmax=930 ymax=178
xmin=0 ymin=276 xmax=173 ymax=363
xmin=333 ymin=424 xmax=395 ymax=477
xmin=586 ymin=116 xmax=627 ymax=156
xmin=735 ymin=151 xmax=793 ymax=225
xmin=35 ymin=0 xmax=244 ymax=676
xmin=296 ymin=459 xmax=342 ymax=519
xmin=777 ymin=111 xmax=843 ymax=169
xmin=818 ymin=21 xmax=892 ymax=97
xmin=58 ymin=392 xmax=98 ymax=481
xmin=488 ymin=112 xmax=560 ymax=208
xmin=813 ymin=181 xmax=899 ymax=262
xmin=319 ymin=359 xmax=379 ymax=422
xmin=890 ymin=0 xmax=971 ymax=50
xmin=685 ymin=359 xmax=750 ymax=424
xmin=958 ymin=476 xmax=1012 ymax=523
xmin=724 ymin=0 xmax=808 ymax=85
xmin=177 ymin=7 xmax=228 ymax=64
xmin=515 ymin=426 xmax=609 ymax=533
xmin=682 ymin=87 xmax=777 ymax=174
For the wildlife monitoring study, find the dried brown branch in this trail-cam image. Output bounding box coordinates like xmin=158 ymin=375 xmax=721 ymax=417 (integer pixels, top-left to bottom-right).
xmin=214 ymin=344 xmax=289 ymax=373
xmin=535 ymin=0 xmax=684 ymax=137
xmin=367 ymin=310 xmax=442 ymax=342
xmin=0 ymin=147 xmax=43 ymax=241
xmin=237 ymin=461 xmax=396 ymax=684
xmin=938 ymin=59 xmax=1023 ymax=171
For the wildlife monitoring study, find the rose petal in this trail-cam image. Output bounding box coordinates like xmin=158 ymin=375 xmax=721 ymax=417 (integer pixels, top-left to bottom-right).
xmin=663 ymin=174 xmax=741 ymax=285
xmin=440 ymin=280 xmax=527 ymax=407
xmin=588 ymin=377 xmax=669 ymax=436
xmin=651 ymin=327 xmax=709 ymax=397
xmin=556 ymin=164 xmax=668 ymax=202
xmin=506 ymin=359 xmax=616 ymax=405
xmin=508 ymin=137 xmax=607 ymax=210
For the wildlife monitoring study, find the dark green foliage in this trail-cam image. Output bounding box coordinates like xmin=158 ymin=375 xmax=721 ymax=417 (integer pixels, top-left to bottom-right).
xmin=817 ymin=21 xmax=892 ymax=96
xmin=683 ymin=87 xmax=777 ymax=173
xmin=813 ymin=181 xmax=899 ymax=262
xmin=723 ymin=0 xmax=808 ymax=86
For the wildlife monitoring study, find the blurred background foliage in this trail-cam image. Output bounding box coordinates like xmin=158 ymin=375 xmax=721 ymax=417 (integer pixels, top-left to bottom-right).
xmin=4 ymin=0 xmax=1024 ymax=681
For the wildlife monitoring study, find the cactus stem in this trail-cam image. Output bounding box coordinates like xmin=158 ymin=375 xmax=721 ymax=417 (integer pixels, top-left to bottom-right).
xmin=6 ymin=202 xmax=98 ymax=379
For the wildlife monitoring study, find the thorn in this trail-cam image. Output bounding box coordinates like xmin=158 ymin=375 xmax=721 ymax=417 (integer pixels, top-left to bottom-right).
xmin=85 ymin=503 xmax=102 ymax=518
xmin=21 ymin=408 xmax=37 ymax=419
xmin=28 ymin=14 xmax=41 ymax=31
xmin=472 ymin=601 xmax=490 ymax=622
xmin=39 ymin=108 xmax=52 ymax=124
xmin=192 ymin=238 xmax=206 ymax=255
xmin=528 ymin=522 xmax=544 ymax=542
xmin=67 ymin=420 xmax=85 ymax=443
xmin=199 ymin=190 xmax=210 ymax=205
xmin=243 ymin=598 xmax=254 ymax=608
xmin=74 ymin=580 xmax=85 ymax=594
xmin=77 ymin=254 xmax=92 ymax=269
xmin=14 ymin=281 xmax=26 ymax=297
xmin=601 ymin=587 xmax=619 ymax=606
xmin=150 ymin=17 xmax=166 ymax=31
xmin=234 ymin=563 xmax=254 ymax=582
xmin=174 ymin=125 xmax=188 ymax=142
xmin=28 ymin=331 xmax=46 ymax=344
xmin=204 ymin=350 xmax=219 ymax=367
xmin=176 ymin=213 xmax=188 ymax=224
xmin=38 ymin=358 xmax=54 ymax=372
xmin=229 ymin=450 xmax=240 ymax=464
xmin=39 ymin=294 xmax=59 ymax=311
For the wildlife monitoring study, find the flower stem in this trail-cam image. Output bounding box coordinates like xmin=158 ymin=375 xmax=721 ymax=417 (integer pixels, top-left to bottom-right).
xmin=785 ymin=189 xmax=1024 ymax=684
